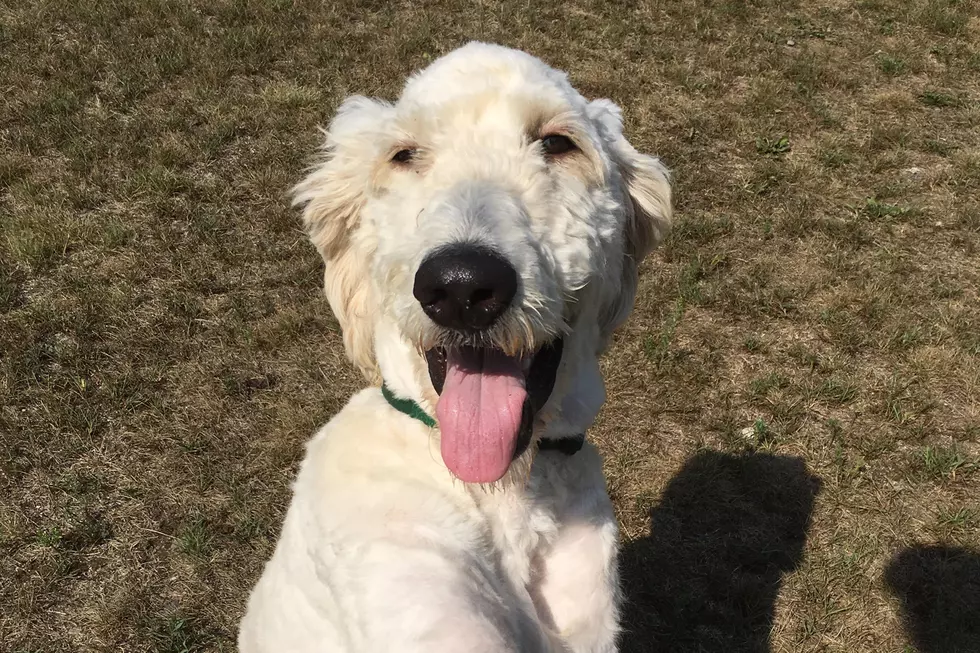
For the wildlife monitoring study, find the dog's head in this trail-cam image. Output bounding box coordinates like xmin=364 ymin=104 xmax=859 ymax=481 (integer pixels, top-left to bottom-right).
xmin=294 ymin=43 xmax=671 ymax=484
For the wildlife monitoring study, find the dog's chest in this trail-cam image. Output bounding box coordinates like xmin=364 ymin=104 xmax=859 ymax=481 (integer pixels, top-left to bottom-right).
xmin=470 ymin=477 xmax=561 ymax=590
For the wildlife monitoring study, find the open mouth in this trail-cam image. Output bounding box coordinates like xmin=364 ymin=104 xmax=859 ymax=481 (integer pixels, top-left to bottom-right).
xmin=425 ymin=339 xmax=563 ymax=483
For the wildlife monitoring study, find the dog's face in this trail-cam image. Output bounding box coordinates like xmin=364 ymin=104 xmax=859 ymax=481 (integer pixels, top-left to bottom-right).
xmin=295 ymin=43 xmax=671 ymax=484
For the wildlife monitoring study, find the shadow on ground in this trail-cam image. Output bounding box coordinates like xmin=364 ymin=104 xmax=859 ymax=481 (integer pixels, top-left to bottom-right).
xmin=618 ymin=450 xmax=821 ymax=653
xmin=884 ymin=544 xmax=980 ymax=653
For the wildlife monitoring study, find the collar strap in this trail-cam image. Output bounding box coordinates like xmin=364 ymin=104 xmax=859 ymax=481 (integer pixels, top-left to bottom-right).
xmin=538 ymin=433 xmax=585 ymax=455
xmin=381 ymin=383 xmax=437 ymax=429
xmin=380 ymin=383 xmax=584 ymax=456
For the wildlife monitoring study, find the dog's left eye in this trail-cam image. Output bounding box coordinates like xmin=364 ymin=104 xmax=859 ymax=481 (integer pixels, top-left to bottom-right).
xmin=392 ymin=149 xmax=416 ymax=164
xmin=540 ymin=135 xmax=576 ymax=156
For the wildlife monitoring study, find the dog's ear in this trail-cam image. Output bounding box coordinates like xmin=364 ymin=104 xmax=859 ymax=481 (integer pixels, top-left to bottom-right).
xmin=588 ymin=99 xmax=673 ymax=340
xmin=292 ymin=96 xmax=392 ymax=383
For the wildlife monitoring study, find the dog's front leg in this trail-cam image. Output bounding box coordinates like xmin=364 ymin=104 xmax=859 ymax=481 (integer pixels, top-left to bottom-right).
xmin=536 ymin=518 xmax=621 ymax=653
xmin=533 ymin=447 xmax=622 ymax=653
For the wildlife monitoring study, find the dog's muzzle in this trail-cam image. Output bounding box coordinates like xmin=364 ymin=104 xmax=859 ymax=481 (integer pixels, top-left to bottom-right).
xmin=411 ymin=243 xmax=563 ymax=484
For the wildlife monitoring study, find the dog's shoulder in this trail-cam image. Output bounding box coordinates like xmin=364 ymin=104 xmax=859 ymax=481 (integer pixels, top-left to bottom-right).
xmin=301 ymin=387 xmax=429 ymax=475
xmin=288 ymin=388 xmax=474 ymax=536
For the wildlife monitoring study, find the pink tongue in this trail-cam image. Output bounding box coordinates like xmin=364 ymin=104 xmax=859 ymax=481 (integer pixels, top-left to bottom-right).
xmin=436 ymin=347 xmax=527 ymax=483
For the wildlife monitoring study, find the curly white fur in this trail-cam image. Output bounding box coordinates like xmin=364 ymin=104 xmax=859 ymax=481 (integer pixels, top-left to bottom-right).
xmin=240 ymin=42 xmax=671 ymax=653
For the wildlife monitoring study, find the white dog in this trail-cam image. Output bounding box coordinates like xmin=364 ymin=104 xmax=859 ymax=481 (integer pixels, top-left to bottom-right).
xmin=239 ymin=42 xmax=671 ymax=653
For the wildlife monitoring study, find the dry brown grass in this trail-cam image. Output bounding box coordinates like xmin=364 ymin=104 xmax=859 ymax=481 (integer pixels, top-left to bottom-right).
xmin=2 ymin=1 xmax=979 ymax=651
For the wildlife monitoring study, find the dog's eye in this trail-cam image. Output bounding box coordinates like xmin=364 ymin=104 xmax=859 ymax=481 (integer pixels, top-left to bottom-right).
xmin=392 ymin=148 xmax=416 ymax=164
xmin=540 ymin=135 xmax=576 ymax=156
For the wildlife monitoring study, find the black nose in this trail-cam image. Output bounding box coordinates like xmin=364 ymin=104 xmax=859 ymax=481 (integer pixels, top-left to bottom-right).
xmin=413 ymin=245 xmax=519 ymax=332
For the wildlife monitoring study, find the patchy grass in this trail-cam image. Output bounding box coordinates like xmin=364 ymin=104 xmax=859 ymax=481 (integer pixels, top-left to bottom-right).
xmin=2 ymin=0 xmax=979 ymax=651
xmin=920 ymin=446 xmax=978 ymax=481
xmin=919 ymin=89 xmax=961 ymax=107
xmin=644 ymin=298 xmax=685 ymax=367
xmin=755 ymin=134 xmax=792 ymax=157
xmin=878 ymin=55 xmax=907 ymax=76
xmin=864 ymin=196 xmax=911 ymax=219
xmin=34 ymin=528 xmax=63 ymax=548
xmin=149 ymin=615 xmax=216 ymax=653
xmin=178 ymin=516 xmax=215 ymax=560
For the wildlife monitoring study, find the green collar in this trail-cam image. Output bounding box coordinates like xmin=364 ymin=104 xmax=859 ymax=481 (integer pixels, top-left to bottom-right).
xmin=381 ymin=383 xmax=437 ymax=428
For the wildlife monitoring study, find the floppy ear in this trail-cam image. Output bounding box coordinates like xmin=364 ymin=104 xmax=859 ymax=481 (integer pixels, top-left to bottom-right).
xmin=292 ymin=96 xmax=392 ymax=383
xmin=589 ymin=99 xmax=673 ymax=340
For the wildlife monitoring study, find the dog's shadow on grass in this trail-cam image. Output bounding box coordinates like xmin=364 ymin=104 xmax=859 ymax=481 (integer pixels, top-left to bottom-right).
xmin=884 ymin=544 xmax=980 ymax=653
xmin=618 ymin=450 xmax=821 ymax=653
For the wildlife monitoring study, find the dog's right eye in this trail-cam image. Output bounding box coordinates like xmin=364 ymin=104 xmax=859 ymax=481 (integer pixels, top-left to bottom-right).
xmin=392 ymin=149 xmax=416 ymax=164
xmin=540 ymin=135 xmax=576 ymax=156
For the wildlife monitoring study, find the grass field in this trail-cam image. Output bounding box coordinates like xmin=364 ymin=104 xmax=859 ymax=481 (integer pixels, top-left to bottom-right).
xmin=2 ymin=0 xmax=979 ymax=651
